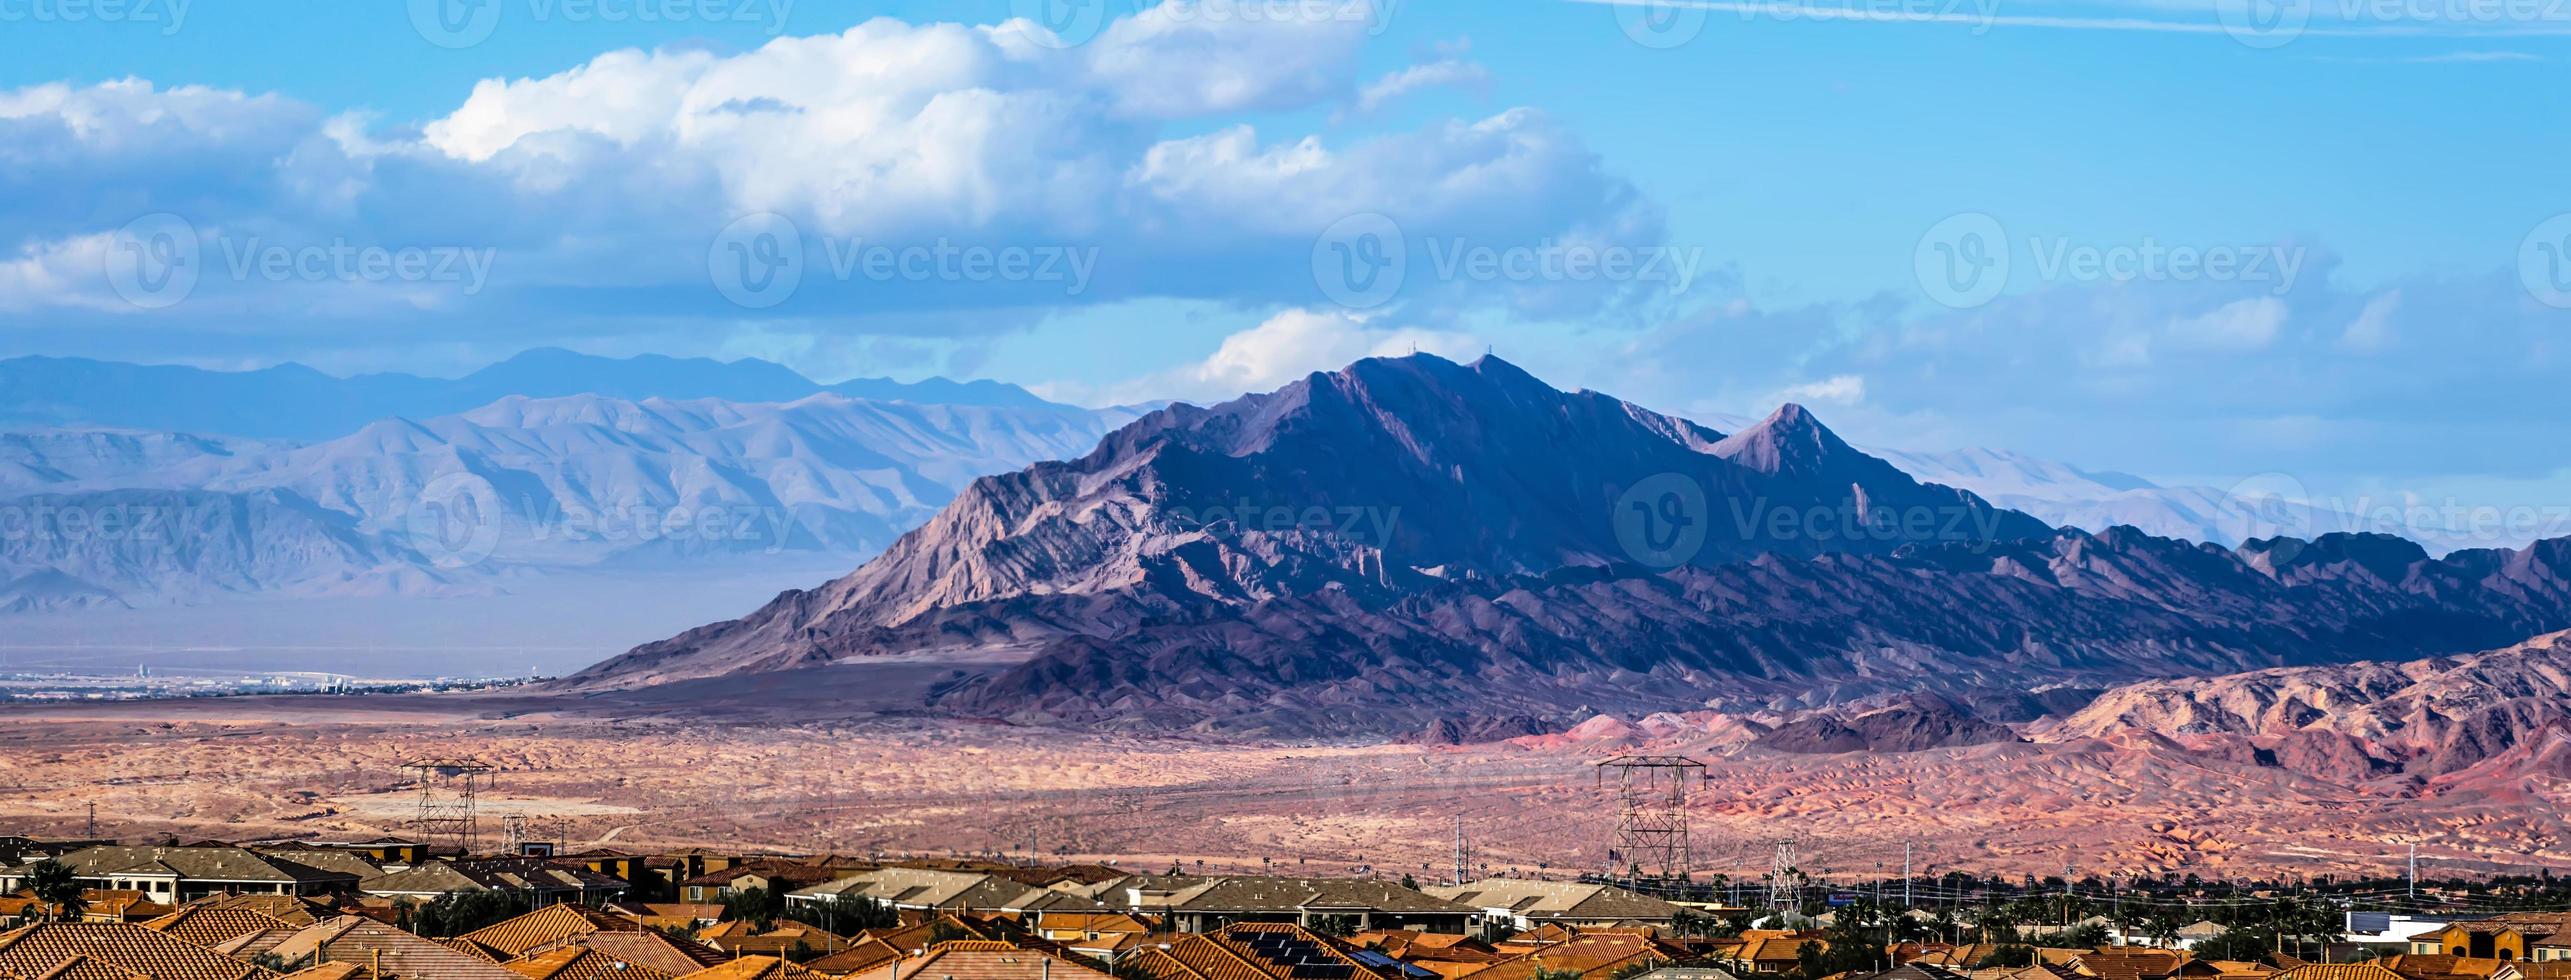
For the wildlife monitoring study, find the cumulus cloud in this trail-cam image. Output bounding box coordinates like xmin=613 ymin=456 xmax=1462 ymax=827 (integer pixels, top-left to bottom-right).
xmin=1042 ymin=308 xmax=1480 ymax=407
xmin=1775 ymin=374 xmax=1866 ymax=406
xmin=0 ymin=3 xmax=1662 ymax=355
xmin=1601 ymin=256 xmax=2570 ymax=492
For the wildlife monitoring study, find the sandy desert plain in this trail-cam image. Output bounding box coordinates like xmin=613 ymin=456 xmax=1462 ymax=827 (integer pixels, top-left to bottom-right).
xmin=7 ymin=656 xmax=2569 ymax=885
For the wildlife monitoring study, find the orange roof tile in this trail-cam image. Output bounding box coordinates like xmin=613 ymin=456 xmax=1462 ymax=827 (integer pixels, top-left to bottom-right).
xmin=0 ymin=924 xmax=273 ymax=980
xmin=501 ymin=947 xmax=674 ymax=980
xmin=460 ymin=908 xmax=638 ymax=959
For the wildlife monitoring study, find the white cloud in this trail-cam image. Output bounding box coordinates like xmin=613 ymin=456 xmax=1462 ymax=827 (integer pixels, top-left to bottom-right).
xmin=1775 ymin=374 xmax=1866 ymax=405
xmin=1351 ymin=58 xmax=1492 ymax=115
xmin=0 ymin=2 xmax=1662 ymax=340
xmin=2165 ymin=296 xmax=2288 ymax=351
xmin=2339 ymin=289 xmax=2401 ymax=351
xmin=1045 ymin=308 xmax=1479 ymax=406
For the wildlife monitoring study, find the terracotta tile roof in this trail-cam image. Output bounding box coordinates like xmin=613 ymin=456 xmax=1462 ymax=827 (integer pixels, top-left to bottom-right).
xmin=276 ymin=964 xmax=370 ymax=980
xmin=140 ymin=909 xmax=298 ymax=949
xmin=191 ymin=898 xmax=328 ymax=929
xmin=0 ymin=924 xmax=273 ymax=980
xmin=838 ymin=947 xmax=1115 ymax=980
xmin=1468 ymin=933 xmax=1681 ymax=980
xmin=438 ymin=941 xmax=509 ymax=964
xmin=262 ymin=916 xmax=525 ymax=980
xmin=500 ymin=947 xmax=674 ymax=980
xmin=2271 ymin=965 xmax=2406 ymax=980
xmin=459 ymin=908 xmax=639 ymax=959
xmin=2069 ymin=951 xmax=2189 ymax=980
xmin=549 ymin=934 xmax=723 ymax=977
xmin=802 ymin=939 xmax=908 ymax=976
xmin=31 ymin=954 xmax=152 ymax=980
xmin=667 ymin=958 xmax=820 ymax=980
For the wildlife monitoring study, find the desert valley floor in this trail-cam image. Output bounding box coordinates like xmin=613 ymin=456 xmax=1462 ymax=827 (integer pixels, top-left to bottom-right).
xmin=7 ymin=674 xmax=2567 ymax=883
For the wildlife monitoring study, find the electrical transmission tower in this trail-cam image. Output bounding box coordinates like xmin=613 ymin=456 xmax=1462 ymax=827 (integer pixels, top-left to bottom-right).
xmin=1768 ymin=838 xmax=1801 ymax=912
xmin=1596 ymin=755 xmax=1705 ymax=886
xmin=403 ymin=759 xmax=495 ymax=856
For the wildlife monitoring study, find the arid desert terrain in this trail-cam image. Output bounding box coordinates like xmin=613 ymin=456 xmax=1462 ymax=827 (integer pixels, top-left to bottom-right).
xmin=7 ymin=675 xmax=2566 ymax=883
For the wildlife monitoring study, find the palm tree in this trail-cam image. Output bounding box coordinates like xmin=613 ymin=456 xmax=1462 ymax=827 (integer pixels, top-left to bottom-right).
xmin=28 ymin=859 xmax=84 ymax=923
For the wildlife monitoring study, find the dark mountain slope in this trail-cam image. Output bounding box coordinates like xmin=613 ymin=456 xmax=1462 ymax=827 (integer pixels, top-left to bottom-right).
xmin=563 ymin=354 xmax=2571 ymax=736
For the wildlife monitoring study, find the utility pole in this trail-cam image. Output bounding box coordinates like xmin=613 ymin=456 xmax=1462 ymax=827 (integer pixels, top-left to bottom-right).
xmin=1453 ymin=816 xmax=1467 ymax=887
xmin=1903 ymin=842 xmax=1913 ymax=909
xmin=2409 ymin=843 xmax=2418 ymax=901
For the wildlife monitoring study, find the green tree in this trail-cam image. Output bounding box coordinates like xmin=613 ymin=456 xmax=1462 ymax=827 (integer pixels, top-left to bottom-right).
xmin=782 ymin=895 xmax=896 ymax=934
xmin=417 ymin=890 xmax=528 ymax=937
xmin=27 ymin=860 xmax=84 ymax=923
xmin=722 ymin=887 xmax=785 ymax=929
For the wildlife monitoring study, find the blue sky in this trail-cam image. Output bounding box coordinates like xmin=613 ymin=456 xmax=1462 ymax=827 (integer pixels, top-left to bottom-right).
xmin=1 ymin=0 xmax=2567 ymax=521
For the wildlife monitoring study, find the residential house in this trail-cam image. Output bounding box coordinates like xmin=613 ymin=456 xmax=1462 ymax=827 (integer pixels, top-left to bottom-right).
xmin=1422 ymin=880 xmax=1682 ymax=932
xmin=1 ymin=847 xmax=362 ymax=904
xmin=675 ymin=864 xmax=839 ymax=906
xmin=1126 ymin=923 xmax=1406 ymax=980
xmin=452 ymin=905 xmax=641 ymax=960
xmin=787 ymin=869 xmax=1053 ymax=917
xmin=500 ymin=946 xmax=676 ymax=980
xmin=255 ymin=915 xmax=527 ymax=980
xmin=139 ymin=906 xmax=300 ymax=948
xmin=668 ymin=956 xmax=823 ymax=980
xmin=1084 ymin=876 xmax=1480 ymax=935
xmin=1466 ymin=931 xmax=1691 ymax=980
xmin=2067 ymin=948 xmax=2191 ymax=980
xmin=1725 ymin=932 xmax=1825 ymax=976
xmin=538 ymin=931 xmax=727 ymax=977
xmin=360 ymin=860 xmax=627 ymax=908
xmin=837 ymin=942 xmax=1117 ymax=980
xmin=0 ymin=922 xmax=276 ymax=980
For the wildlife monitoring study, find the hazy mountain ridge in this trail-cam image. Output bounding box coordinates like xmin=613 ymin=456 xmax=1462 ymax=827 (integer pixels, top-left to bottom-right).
xmin=0 ymin=389 xmax=1137 ymax=611
xmin=1872 ymin=446 xmax=2491 ymax=552
xmin=568 ymin=354 xmax=2571 ymax=736
xmin=0 ymin=349 xmax=1060 ymax=441
xmin=0 ymin=487 xmax=458 ymax=612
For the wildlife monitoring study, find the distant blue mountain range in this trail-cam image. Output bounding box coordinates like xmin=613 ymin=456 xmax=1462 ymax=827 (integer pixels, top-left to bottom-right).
xmin=0 ymin=348 xmax=1058 ymax=441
